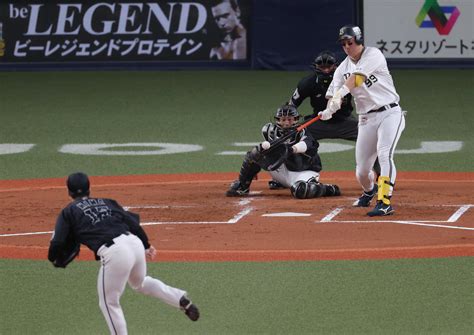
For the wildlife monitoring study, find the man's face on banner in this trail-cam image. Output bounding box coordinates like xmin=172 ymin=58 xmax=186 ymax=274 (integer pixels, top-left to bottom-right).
xmin=211 ymin=2 xmax=241 ymax=34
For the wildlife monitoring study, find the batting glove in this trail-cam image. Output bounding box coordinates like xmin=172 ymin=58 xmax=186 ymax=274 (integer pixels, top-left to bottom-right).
xmin=318 ymin=109 xmax=333 ymax=121
xmin=327 ymin=85 xmax=350 ymax=113
xmin=327 ymin=96 xmax=342 ymax=113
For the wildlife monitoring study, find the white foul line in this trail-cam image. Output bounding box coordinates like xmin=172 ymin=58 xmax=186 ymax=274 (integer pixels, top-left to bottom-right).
xmin=318 ymin=204 xmax=473 ymax=231
xmin=124 ymin=205 xmax=196 ymax=210
xmin=0 ymin=230 xmax=53 ymax=237
xmin=141 ymin=221 xmax=228 ymax=225
xmin=325 ymin=220 xmax=474 ymax=231
xmin=389 ymin=221 xmax=474 ymax=230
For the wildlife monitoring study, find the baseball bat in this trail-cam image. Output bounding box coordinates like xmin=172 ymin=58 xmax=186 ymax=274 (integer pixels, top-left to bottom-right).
xmin=264 ymin=114 xmax=321 ymax=153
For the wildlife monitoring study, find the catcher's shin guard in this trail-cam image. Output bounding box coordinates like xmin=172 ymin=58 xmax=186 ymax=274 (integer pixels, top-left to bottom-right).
xmin=290 ymin=180 xmax=325 ymax=199
xmin=377 ymin=176 xmax=393 ymax=205
xmin=226 ymin=153 xmax=261 ymax=197
xmin=240 ymin=152 xmax=262 ymax=186
xmin=323 ymin=184 xmax=341 ymax=196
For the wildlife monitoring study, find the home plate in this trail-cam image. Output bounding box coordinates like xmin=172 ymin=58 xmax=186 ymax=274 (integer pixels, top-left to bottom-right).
xmin=262 ymin=212 xmax=311 ymax=217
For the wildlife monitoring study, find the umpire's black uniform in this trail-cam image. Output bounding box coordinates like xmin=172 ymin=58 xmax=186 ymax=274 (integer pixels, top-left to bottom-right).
xmin=290 ymin=72 xmax=358 ymax=141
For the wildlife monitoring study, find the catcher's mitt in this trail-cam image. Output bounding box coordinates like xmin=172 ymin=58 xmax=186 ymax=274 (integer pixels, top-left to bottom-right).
xmin=250 ymin=144 xmax=290 ymax=171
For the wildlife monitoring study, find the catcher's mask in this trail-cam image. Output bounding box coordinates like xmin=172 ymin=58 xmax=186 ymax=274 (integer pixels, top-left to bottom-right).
xmin=67 ymin=172 xmax=90 ymax=198
xmin=338 ymin=25 xmax=363 ymax=45
xmin=311 ymin=50 xmax=337 ymax=88
xmin=274 ymin=104 xmax=300 ymax=132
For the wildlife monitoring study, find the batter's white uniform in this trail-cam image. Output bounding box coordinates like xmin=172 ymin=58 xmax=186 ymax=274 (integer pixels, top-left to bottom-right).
xmin=327 ymin=47 xmax=405 ymax=195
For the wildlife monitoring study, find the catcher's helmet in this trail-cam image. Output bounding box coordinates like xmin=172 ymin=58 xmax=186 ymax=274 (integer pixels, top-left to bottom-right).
xmin=67 ymin=172 xmax=90 ymax=198
xmin=274 ymin=104 xmax=300 ymax=131
xmin=338 ymin=25 xmax=363 ymax=45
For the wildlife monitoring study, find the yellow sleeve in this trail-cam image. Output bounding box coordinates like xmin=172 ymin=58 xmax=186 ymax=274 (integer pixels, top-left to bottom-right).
xmin=354 ymin=74 xmax=365 ymax=87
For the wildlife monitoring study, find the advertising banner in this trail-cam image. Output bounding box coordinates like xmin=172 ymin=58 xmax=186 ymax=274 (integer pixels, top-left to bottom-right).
xmin=0 ymin=0 xmax=251 ymax=63
xmin=363 ymin=0 xmax=473 ymax=59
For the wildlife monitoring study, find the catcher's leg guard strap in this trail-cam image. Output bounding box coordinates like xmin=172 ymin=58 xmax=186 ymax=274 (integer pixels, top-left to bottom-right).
xmin=240 ymin=152 xmax=261 ymax=187
xmin=377 ymin=176 xmax=393 ymax=205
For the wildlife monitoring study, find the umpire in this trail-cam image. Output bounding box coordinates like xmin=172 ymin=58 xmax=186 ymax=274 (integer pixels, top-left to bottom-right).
xmin=290 ymin=50 xmax=358 ymax=143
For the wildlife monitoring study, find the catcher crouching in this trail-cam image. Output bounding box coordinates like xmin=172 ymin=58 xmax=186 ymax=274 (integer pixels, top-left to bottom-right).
xmin=226 ymin=103 xmax=341 ymax=199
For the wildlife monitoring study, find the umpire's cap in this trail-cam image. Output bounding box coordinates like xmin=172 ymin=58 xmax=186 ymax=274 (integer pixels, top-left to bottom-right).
xmin=67 ymin=172 xmax=90 ymax=198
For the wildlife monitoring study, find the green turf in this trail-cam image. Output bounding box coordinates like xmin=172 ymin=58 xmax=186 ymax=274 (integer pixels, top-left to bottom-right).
xmin=0 ymin=70 xmax=473 ymax=179
xmin=1 ymin=69 xmax=473 ymax=334
xmin=1 ymin=257 xmax=472 ymax=334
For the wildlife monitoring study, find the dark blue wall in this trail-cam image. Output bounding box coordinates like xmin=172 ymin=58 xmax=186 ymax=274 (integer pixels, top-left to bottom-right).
xmin=251 ymin=0 xmax=356 ymax=70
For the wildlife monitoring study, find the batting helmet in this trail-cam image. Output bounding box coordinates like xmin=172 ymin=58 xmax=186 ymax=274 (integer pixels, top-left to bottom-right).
xmin=338 ymin=25 xmax=363 ymax=45
xmin=274 ymin=104 xmax=300 ymax=132
xmin=67 ymin=172 xmax=90 ymax=198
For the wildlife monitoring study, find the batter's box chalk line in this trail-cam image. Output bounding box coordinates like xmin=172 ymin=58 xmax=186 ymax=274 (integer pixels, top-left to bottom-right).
xmin=319 ymin=204 xmax=474 ymax=231
xmin=0 ymin=199 xmax=257 ymax=238
xmin=140 ymin=197 xmax=255 ymax=225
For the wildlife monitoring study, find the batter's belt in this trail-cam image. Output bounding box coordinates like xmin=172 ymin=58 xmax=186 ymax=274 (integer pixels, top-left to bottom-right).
xmin=367 ymin=103 xmax=398 ymax=114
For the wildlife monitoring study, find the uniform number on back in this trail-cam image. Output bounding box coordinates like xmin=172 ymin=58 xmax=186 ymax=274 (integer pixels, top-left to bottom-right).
xmin=84 ymin=206 xmax=112 ymax=225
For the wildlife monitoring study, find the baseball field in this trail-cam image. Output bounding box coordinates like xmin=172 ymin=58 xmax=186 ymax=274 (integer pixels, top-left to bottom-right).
xmin=0 ymin=69 xmax=473 ymax=334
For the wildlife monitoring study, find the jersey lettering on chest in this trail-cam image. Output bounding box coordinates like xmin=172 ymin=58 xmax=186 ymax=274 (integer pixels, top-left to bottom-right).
xmin=76 ymin=199 xmax=112 ymax=225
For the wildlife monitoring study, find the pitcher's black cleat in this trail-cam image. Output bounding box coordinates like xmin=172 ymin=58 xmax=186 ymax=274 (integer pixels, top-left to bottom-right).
xmin=180 ymin=295 xmax=200 ymax=321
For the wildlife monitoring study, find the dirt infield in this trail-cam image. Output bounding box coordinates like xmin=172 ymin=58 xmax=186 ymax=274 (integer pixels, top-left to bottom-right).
xmin=0 ymin=171 xmax=473 ymax=262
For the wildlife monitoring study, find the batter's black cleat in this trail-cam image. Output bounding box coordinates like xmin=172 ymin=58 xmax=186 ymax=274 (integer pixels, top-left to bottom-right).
xmin=367 ymin=201 xmax=394 ymax=217
xmin=268 ymin=180 xmax=286 ymax=190
xmin=353 ymin=184 xmax=378 ymax=207
xmin=226 ymin=180 xmax=249 ymax=197
xmin=180 ymin=295 xmax=200 ymax=321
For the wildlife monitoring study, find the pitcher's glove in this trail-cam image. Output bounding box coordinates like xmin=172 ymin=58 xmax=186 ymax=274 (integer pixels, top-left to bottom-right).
xmin=48 ymin=235 xmax=80 ymax=268
xmin=249 ymin=143 xmax=292 ymax=171
xmin=52 ymin=242 xmax=80 ymax=268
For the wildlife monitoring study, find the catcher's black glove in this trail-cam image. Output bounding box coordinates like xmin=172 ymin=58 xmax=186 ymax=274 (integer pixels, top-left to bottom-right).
xmin=267 ymin=144 xmax=293 ymax=171
xmin=250 ymin=143 xmax=292 ymax=171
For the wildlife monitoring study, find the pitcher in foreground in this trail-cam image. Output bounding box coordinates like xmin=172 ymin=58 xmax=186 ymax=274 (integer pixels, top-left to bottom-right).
xmin=48 ymin=172 xmax=199 ymax=334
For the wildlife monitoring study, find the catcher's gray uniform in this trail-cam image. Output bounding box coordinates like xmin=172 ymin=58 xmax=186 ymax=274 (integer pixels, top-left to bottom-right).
xmin=226 ymin=104 xmax=340 ymax=199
